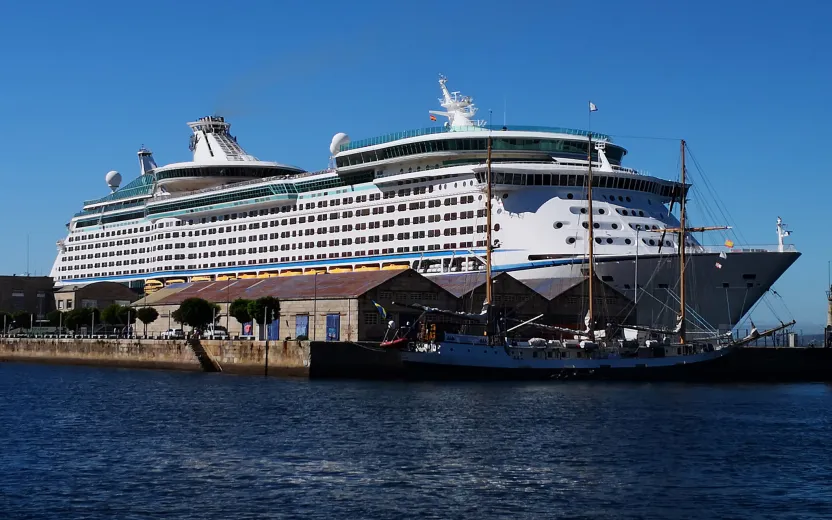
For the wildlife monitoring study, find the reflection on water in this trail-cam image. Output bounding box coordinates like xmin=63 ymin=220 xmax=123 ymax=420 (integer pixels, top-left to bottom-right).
xmin=1 ymin=364 xmax=831 ymax=519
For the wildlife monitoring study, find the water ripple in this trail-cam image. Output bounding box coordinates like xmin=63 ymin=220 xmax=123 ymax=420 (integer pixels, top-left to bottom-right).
xmin=1 ymin=365 xmax=831 ymax=519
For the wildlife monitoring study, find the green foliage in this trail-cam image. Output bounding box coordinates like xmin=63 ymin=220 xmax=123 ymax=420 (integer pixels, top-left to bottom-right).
xmin=12 ymin=311 xmax=30 ymax=329
xmin=64 ymin=307 xmax=96 ymax=331
xmin=136 ymin=307 xmax=159 ymax=325
xmin=136 ymin=307 xmax=159 ymax=336
xmin=229 ymin=298 xmax=252 ymax=325
xmin=101 ymin=304 xmax=123 ymax=325
xmin=248 ymin=297 xmax=280 ymax=326
xmin=172 ymin=298 xmax=219 ymax=330
xmin=100 ymin=304 xmax=136 ymax=326
xmin=46 ymin=310 xmax=64 ymax=327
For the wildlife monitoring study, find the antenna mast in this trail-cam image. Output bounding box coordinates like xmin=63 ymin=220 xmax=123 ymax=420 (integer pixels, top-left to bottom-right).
xmin=679 ymin=139 xmax=687 ymax=344
xmin=485 ymin=135 xmax=494 ymax=310
xmin=587 ymin=134 xmax=594 ymax=337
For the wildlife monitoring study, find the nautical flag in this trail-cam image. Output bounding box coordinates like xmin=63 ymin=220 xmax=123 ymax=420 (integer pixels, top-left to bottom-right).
xmin=715 ymin=262 xmax=723 ymax=269
xmin=589 ymin=102 xmax=598 ymax=112
xmin=724 ymin=239 xmax=734 ymax=248
xmin=719 ymin=251 xmax=727 ymax=260
xmin=429 ymin=114 xmax=437 ymax=121
xmin=372 ymin=300 xmax=387 ymax=319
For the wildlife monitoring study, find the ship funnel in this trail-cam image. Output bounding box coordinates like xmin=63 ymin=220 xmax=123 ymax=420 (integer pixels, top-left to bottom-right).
xmin=138 ymin=146 xmax=157 ymax=175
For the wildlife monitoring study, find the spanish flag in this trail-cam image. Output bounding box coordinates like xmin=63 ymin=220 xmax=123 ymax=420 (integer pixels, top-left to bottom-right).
xmin=372 ymin=300 xmax=387 ymax=319
xmin=429 ymin=114 xmax=437 ymax=121
xmin=724 ymin=239 xmax=734 ymax=248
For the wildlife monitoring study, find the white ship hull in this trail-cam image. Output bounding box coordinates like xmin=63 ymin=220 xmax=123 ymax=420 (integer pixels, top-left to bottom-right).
xmin=510 ymin=250 xmax=800 ymax=331
xmin=400 ymin=334 xmax=734 ymax=380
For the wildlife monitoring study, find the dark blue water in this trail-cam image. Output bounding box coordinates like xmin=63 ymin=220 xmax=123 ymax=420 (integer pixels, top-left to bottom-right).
xmin=1 ymin=364 xmax=831 ymax=519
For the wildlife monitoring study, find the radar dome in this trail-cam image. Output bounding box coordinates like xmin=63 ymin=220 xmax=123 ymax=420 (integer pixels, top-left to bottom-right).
xmin=105 ymin=170 xmax=122 ymax=191
xmin=329 ymin=132 xmax=350 ymax=155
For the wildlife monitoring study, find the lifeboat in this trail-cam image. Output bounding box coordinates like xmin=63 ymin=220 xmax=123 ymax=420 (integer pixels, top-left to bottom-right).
xmin=304 ymin=268 xmax=326 ymax=275
xmin=165 ymin=279 xmax=186 ymax=286
xmin=191 ymin=276 xmax=212 ymax=282
xmin=279 ymin=270 xmax=302 ymax=277
xmin=354 ymin=264 xmax=380 ymax=272
xmin=329 ymin=267 xmax=353 ymax=274
xmin=144 ymin=279 xmax=163 ymax=294
xmin=382 ymin=263 xmax=409 ymax=271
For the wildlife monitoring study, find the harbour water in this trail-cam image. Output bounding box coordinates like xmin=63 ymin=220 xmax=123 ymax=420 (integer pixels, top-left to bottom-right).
xmin=1 ymin=364 xmax=831 ymax=519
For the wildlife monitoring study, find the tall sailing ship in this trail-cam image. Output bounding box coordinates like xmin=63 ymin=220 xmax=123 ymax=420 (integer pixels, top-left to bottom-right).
xmin=51 ymin=76 xmax=798 ymax=330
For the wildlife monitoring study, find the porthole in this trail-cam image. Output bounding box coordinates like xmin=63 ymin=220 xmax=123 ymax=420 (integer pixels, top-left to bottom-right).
xmin=580 ymin=208 xmax=587 ymax=214
xmin=494 ymin=224 xmax=501 ymax=231
xmin=665 ymin=241 xmax=672 ymax=246
xmin=648 ymin=199 xmax=652 ymax=205
xmin=502 ymin=193 xmax=508 ymax=199
xmin=625 ymin=238 xmax=632 ymax=245
xmin=593 ymin=223 xmax=600 ymax=229
xmin=618 ymin=196 xmax=624 ymax=201
xmin=638 ymin=210 xmax=644 ymax=217
xmin=567 ymin=193 xmax=574 ymax=199
xmin=478 ymin=195 xmax=483 ymax=200
xmin=611 ymin=223 xmax=618 ymax=229
xmin=606 ymin=238 xmax=613 ymax=244
xmin=595 ymin=237 xmax=602 ymax=244
xmin=652 ymin=225 xmax=658 ymax=230
xmin=626 ymin=196 xmax=631 ymax=202
xmin=621 ymin=209 xmax=629 ymax=216
xmin=649 ymin=239 xmax=656 ymax=246
xmin=567 ymin=237 xmax=576 ymax=244
xmin=454 ymin=182 xmax=458 ymax=187
xmin=599 ymin=209 xmax=605 ymax=214
xmin=582 ymin=222 xmax=589 ymax=229
xmin=554 ymin=222 xmax=563 ymax=229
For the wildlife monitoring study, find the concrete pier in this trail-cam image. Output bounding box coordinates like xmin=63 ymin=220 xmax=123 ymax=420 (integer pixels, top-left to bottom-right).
xmin=0 ymin=338 xmax=310 ymax=377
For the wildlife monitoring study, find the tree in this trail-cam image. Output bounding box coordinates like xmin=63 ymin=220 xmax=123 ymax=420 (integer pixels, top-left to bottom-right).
xmin=101 ymin=304 xmax=125 ymax=326
xmin=248 ymin=297 xmax=281 ymax=326
xmin=0 ymin=311 xmax=11 ymax=331
xmin=64 ymin=308 xmax=99 ymax=332
xmin=136 ymin=307 xmax=159 ymax=336
xmin=172 ymin=298 xmax=219 ymax=330
xmin=46 ymin=310 xmax=64 ymax=327
xmin=100 ymin=304 xmax=137 ymax=327
xmin=229 ymin=298 xmax=252 ymax=325
xmin=12 ymin=311 xmax=30 ymax=329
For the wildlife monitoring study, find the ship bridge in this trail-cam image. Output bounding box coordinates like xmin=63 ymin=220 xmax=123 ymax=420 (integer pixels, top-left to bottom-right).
xmin=151 ymin=116 xmax=305 ymax=192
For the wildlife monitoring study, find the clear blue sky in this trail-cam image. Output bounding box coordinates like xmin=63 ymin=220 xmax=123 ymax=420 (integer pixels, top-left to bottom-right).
xmin=0 ymin=0 xmax=829 ymax=329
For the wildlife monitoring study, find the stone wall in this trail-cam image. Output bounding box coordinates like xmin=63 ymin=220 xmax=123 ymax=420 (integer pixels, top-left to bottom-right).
xmin=0 ymin=338 xmax=310 ymax=377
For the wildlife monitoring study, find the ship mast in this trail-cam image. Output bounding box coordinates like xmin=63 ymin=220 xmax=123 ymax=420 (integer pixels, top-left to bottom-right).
xmin=587 ymin=134 xmax=595 ymax=337
xmin=485 ymin=135 xmax=494 ymax=334
xmin=679 ymin=139 xmax=687 ymax=344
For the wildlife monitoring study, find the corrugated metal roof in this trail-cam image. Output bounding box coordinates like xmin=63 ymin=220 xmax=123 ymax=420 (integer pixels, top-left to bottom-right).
xmin=141 ymin=269 xmax=411 ymax=306
xmin=518 ymin=277 xmax=586 ymax=301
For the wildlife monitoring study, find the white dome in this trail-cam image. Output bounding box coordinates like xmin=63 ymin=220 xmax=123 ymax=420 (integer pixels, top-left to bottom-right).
xmin=105 ymin=170 xmax=122 ymax=189
xmin=329 ymin=132 xmax=350 ymax=155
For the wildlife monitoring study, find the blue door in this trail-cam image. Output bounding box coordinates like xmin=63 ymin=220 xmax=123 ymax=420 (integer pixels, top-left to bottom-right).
xmin=326 ymin=314 xmax=340 ymax=341
xmin=269 ymin=319 xmax=280 ymax=341
xmin=295 ymin=315 xmax=309 ymax=339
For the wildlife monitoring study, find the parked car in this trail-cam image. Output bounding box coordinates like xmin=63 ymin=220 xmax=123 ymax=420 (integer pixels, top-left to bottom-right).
xmin=203 ymin=326 xmax=228 ymax=340
xmin=162 ymin=328 xmax=185 ymax=339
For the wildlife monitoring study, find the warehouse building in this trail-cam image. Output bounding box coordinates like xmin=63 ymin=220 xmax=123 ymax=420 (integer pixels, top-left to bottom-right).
xmin=135 ymin=269 xmax=459 ymax=341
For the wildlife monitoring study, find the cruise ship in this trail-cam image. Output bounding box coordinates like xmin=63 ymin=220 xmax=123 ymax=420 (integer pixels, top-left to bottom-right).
xmin=51 ymin=76 xmax=799 ymax=330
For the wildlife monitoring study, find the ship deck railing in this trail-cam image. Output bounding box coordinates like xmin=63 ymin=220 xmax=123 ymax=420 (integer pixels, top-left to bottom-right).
xmin=691 ymin=244 xmax=797 ymax=254
xmin=150 ymin=168 xmax=337 ymax=202
xmin=340 ymin=125 xmax=613 ymax=151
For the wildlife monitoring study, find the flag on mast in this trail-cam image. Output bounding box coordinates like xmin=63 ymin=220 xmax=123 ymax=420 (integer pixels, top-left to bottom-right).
xmin=429 ymin=114 xmax=437 ymax=121
xmin=589 ymin=102 xmax=598 ymax=112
